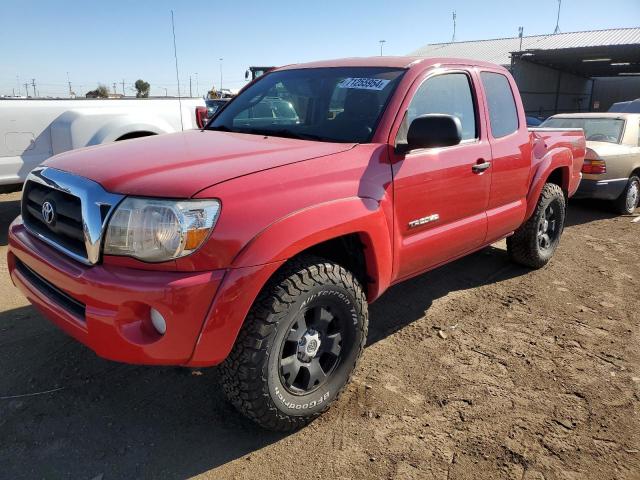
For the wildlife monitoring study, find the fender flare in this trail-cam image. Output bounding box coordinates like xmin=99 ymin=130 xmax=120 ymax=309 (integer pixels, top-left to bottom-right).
xmin=525 ymin=147 xmax=572 ymax=220
xmin=232 ymin=196 xmax=393 ymax=300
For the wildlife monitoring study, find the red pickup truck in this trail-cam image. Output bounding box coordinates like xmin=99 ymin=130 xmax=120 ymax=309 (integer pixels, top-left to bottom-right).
xmin=8 ymin=57 xmax=585 ymax=430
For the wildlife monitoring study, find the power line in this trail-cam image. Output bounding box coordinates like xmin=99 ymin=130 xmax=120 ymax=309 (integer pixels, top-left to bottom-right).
xmin=554 ymin=0 xmax=562 ymax=34
xmin=170 ymin=10 xmax=184 ymax=130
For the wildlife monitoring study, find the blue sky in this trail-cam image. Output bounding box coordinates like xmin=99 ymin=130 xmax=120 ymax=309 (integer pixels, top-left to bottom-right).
xmin=1 ymin=0 xmax=638 ymax=97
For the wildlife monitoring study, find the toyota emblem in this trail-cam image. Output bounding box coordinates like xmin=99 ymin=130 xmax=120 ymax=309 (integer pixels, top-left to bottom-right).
xmin=41 ymin=201 xmax=56 ymax=225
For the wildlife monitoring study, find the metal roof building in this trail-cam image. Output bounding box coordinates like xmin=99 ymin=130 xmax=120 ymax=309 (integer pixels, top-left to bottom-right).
xmin=411 ymin=28 xmax=640 ymax=116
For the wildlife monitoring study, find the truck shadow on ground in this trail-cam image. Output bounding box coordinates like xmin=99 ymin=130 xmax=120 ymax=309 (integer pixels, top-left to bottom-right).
xmin=565 ymin=198 xmax=618 ymax=227
xmin=0 ymin=198 xmax=20 ymax=246
xmin=0 ymin=202 xmax=617 ymax=478
xmin=0 ymin=248 xmax=525 ymax=479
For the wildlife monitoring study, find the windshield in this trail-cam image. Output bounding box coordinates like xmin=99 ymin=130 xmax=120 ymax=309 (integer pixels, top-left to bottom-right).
xmin=207 ymin=67 xmax=405 ymax=143
xmin=540 ymin=117 xmax=625 ymax=144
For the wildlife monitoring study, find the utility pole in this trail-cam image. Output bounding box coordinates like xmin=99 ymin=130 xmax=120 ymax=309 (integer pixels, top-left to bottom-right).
xmin=452 ymin=11 xmax=457 ymax=42
xmin=219 ymin=58 xmax=223 ymax=94
xmin=553 ymin=0 xmax=562 ymax=34
xmin=16 ymin=75 xmax=20 ymax=96
xmin=67 ymin=72 xmax=72 ymax=97
xmin=195 ymin=72 xmax=199 ymax=97
xmin=24 ymin=82 xmax=29 ymax=97
xmin=379 ymin=40 xmax=386 ymax=56
xmin=112 ymin=82 xmax=117 ymax=95
xmin=163 ymin=87 xmax=168 ymax=97
xmin=121 ymin=79 xmax=125 ymax=96
xmin=518 ymin=26 xmax=524 ymax=51
xmin=31 ymin=79 xmax=36 ymax=98
xmin=189 ymin=75 xmax=192 ymax=97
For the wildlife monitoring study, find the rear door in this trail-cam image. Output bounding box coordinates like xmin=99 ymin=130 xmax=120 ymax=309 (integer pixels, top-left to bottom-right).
xmin=478 ymin=70 xmax=531 ymax=241
xmin=390 ymin=68 xmax=492 ymax=280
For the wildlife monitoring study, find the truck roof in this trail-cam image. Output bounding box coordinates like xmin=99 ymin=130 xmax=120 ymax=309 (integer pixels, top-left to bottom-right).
xmin=276 ymin=56 xmax=507 ymax=71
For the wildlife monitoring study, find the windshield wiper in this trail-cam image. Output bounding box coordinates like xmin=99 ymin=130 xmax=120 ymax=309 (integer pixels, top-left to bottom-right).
xmin=206 ymin=125 xmax=327 ymax=142
xmin=206 ymin=125 xmax=232 ymax=132
xmin=243 ymin=128 xmax=325 ymax=141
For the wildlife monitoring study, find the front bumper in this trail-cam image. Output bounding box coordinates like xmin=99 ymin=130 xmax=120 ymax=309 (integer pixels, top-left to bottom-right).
xmin=8 ymin=219 xmax=225 ymax=365
xmin=573 ymin=178 xmax=627 ymax=201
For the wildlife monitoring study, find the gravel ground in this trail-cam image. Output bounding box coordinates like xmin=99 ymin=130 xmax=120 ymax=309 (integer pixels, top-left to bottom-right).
xmin=0 ymin=190 xmax=638 ymax=480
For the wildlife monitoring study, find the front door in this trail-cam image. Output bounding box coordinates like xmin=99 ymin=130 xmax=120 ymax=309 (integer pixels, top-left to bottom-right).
xmin=391 ymin=69 xmax=492 ymax=280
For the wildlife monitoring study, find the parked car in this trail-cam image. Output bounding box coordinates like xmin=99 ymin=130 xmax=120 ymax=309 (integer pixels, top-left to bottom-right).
xmin=609 ymin=99 xmax=640 ymax=113
xmin=205 ymin=98 xmax=230 ymax=119
xmin=8 ymin=57 xmax=585 ymax=431
xmin=233 ymin=97 xmax=299 ymax=127
xmin=540 ymin=113 xmax=640 ymax=213
xmin=0 ymin=97 xmax=206 ymax=186
xmin=526 ymin=116 xmax=544 ymax=127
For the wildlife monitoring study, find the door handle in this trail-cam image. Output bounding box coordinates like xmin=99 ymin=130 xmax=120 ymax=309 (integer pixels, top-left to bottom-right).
xmin=472 ymin=159 xmax=491 ymax=174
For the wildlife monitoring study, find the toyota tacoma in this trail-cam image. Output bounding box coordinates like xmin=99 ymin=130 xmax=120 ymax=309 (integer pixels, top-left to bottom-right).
xmin=8 ymin=57 xmax=585 ymax=430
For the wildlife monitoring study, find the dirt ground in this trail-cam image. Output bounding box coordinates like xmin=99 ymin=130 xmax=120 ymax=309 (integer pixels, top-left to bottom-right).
xmin=0 ymin=189 xmax=638 ymax=480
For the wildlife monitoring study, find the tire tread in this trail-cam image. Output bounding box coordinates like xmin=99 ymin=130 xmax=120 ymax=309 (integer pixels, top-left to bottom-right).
xmin=219 ymin=255 xmax=368 ymax=431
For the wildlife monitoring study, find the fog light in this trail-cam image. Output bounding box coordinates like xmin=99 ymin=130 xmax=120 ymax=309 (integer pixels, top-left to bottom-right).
xmin=150 ymin=308 xmax=167 ymax=335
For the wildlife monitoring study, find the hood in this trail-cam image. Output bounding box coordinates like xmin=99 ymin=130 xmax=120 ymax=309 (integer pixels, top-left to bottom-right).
xmin=586 ymin=141 xmax=634 ymax=157
xmin=45 ymin=130 xmax=355 ymax=197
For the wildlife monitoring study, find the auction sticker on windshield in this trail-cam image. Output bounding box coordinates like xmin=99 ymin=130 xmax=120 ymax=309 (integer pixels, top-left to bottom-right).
xmin=337 ymin=78 xmax=391 ymax=90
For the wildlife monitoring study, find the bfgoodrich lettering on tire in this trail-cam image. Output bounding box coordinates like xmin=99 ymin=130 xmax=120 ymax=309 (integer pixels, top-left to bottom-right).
xmin=220 ymin=255 xmax=368 ymax=431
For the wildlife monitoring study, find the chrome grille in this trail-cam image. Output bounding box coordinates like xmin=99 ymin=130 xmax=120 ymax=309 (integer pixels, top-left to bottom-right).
xmin=21 ymin=167 xmax=124 ymax=265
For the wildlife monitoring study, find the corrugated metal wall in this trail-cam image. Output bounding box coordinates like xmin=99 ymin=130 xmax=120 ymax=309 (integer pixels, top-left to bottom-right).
xmin=511 ymin=59 xmax=593 ymax=118
xmin=591 ymin=77 xmax=640 ymax=111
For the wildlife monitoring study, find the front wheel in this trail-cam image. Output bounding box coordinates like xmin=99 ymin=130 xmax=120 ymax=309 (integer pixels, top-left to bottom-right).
xmin=220 ymin=256 xmax=368 ymax=431
xmin=614 ymin=175 xmax=640 ymax=215
xmin=507 ymin=183 xmax=566 ymax=269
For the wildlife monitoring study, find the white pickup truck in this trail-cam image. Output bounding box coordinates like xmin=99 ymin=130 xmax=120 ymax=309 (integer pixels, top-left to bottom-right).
xmin=0 ymin=97 xmax=206 ymax=186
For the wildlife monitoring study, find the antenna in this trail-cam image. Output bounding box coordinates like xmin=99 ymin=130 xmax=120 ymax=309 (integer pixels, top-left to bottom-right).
xmin=170 ymin=10 xmax=184 ymax=131
xmin=452 ymin=11 xmax=457 ymax=42
xmin=553 ymin=0 xmax=562 ymax=34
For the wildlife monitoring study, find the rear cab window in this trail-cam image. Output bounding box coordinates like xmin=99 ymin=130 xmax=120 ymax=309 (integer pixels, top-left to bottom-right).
xmin=480 ymin=72 xmax=519 ymax=138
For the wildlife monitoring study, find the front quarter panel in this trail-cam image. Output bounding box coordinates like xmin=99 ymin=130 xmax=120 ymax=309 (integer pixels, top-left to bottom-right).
xmin=182 ymin=144 xmax=394 ymax=274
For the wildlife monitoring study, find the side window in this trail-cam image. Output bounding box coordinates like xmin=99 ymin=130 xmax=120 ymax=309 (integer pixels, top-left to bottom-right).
xmin=480 ymin=72 xmax=519 ymax=138
xmin=402 ymin=73 xmax=477 ymax=142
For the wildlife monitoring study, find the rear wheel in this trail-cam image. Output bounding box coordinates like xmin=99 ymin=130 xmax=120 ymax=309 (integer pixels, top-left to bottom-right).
xmin=507 ymin=183 xmax=566 ymax=268
xmin=613 ymin=175 xmax=640 ymax=215
xmin=220 ymin=256 xmax=368 ymax=431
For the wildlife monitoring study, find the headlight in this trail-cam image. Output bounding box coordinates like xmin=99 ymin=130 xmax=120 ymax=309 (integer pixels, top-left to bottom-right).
xmin=103 ymin=198 xmax=221 ymax=262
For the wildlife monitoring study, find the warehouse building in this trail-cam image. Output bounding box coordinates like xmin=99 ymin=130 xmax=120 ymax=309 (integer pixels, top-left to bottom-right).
xmin=411 ymin=27 xmax=640 ymax=117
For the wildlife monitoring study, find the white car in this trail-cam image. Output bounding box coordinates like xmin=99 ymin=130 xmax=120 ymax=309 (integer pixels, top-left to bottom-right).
xmin=0 ymin=97 xmax=206 ymax=186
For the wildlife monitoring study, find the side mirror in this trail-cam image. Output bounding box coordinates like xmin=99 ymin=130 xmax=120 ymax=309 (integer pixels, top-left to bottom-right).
xmin=245 ymin=70 xmax=250 ymax=80
xmin=403 ymin=114 xmax=462 ymax=152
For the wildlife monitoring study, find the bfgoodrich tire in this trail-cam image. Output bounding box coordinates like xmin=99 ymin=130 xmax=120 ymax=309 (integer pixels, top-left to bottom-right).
xmin=614 ymin=175 xmax=640 ymax=215
xmin=507 ymin=183 xmax=566 ymax=269
xmin=220 ymin=256 xmax=368 ymax=431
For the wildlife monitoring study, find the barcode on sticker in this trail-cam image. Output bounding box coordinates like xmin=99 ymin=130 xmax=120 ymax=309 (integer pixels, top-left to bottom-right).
xmin=337 ymin=78 xmax=391 ymax=90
